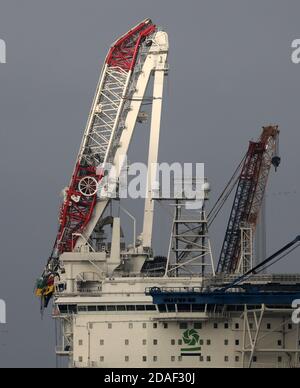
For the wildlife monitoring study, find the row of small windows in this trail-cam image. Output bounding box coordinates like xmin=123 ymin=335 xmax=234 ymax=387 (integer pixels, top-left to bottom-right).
xmin=85 ymin=338 xmax=300 ymax=349
xmin=58 ymin=305 xmax=296 ymax=333
xmin=157 ymin=304 xmax=257 ymax=313
xmin=178 ymin=322 xmax=238 ymax=330
xmin=179 ymin=322 xmax=295 ymax=331
xmin=98 ymin=339 xmax=160 ymax=346
xmin=93 ymin=322 xmax=237 ymax=330
xmin=66 ymin=304 xmax=256 ymax=315
xmin=78 ymin=322 xmax=240 ymax=331
xmin=105 ymin=322 xmax=162 ymax=330
xmin=78 ymin=355 xmax=290 ymax=364
xmin=77 ymin=355 xmax=253 ymax=363
xmin=58 ymin=304 xmax=157 ymax=314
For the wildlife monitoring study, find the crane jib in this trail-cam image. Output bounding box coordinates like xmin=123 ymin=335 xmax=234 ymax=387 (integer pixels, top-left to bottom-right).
xmin=56 ymin=21 xmax=157 ymax=255
xmin=217 ymin=126 xmax=280 ymax=274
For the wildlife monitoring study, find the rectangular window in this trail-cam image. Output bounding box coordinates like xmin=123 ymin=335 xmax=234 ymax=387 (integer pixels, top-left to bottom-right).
xmin=199 ymin=356 xmax=204 ymax=362
xmin=194 ymin=323 xmax=202 ymax=330
xmin=192 ymin=304 xmax=205 ymax=312
xmin=108 ymin=323 xmax=112 ymax=329
xmin=129 ymin=323 xmax=133 ymax=329
xmin=107 ymin=305 xmax=116 ymax=312
xmin=79 ymin=356 xmax=83 ymax=363
xmin=117 ymin=305 xmax=126 ymax=311
xmin=136 ymin=305 xmax=145 ymax=311
xmin=178 ymin=356 xmax=182 ymax=362
xmin=207 ymin=356 xmax=211 ymax=362
xmin=100 ymin=356 xmax=104 ymax=362
xmin=235 ymin=323 xmax=240 ymax=330
xmin=153 ymin=323 xmax=158 ymax=329
xmin=163 ymin=323 xmax=168 ymax=329
xmin=153 ymin=356 xmax=158 ymax=362
xmin=125 ymin=356 xmax=129 ymax=362
xmin=177 ymin=304 xmax=191 ymax=312
xmin=171 ymin=339 xmax=176 ymax=345
xmin=178 ymin=339 xmax=183 ymax=346
xmin=125 ymin=339 xmax=129 ymax=346
xmin=153 ymin=339 xmax=158 ymax=345
xmin=253 ymin=356 xmax=257 ymax=363
xmin=235 ymin=340 xmax=240 ymax=346
xmin=127 ymin=305 xmax=135 ymax=311
xmin=179 ymin=323 xmax=188 ymax=330
xmin=97 ymin=306 xmax=106 ymax=311
xmin=224 ymin=356 xmax=229 ymax=362
xmin=171 ymin=356 xmax=175 ymax=362
xmin=167 ymin=304 xmax=176 ymax=312
xmin=142 ymin=356 xmax=147 ymax=362
xmin=158 ymin=305 xmax=167 ymax=312
xmin=78 ymin=340 xmax=83 ymax=346
xmin=278 ymin=357 xmax=282 ymax=363
xmin=142 ymin=323 xmax=147 ymax=329
xmin=224 ymin=339 xmax=229 ymax=346
xmin=87 ymin=306 xmax=97 ymax=312
xmin=235 ymin=356 xmax=240 ymax=363
xmin=68 ymin=305 xmax=77 ymax=313
xmin=143 ymin=339 xmax=147 ymax=346
xmin=267 ymin=323 xmax=271 ymax=330
xmin=207 ymin=339 xmax=211 ymax=346
xmin=146 ymin=305 xmax=156 ymax=311
xmin=224 ymin=323 xmax=229 ymax=329
xmin=213 ymin=323 xmax=218 ymax=329
xmin=100 ymin=340 xmax=104 ymax=346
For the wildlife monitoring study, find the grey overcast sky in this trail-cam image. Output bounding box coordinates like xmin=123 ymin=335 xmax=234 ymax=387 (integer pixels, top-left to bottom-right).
xmin=0 ymin=0 xmax=299 ymax=367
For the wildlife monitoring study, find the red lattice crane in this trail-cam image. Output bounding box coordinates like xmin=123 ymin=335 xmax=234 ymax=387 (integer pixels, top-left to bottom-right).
xmin=217 ymin=126 xmax=280 ymax=274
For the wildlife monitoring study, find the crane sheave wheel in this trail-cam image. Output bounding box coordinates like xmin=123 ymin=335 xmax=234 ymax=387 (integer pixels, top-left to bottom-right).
xmin=78 ymin=176 xmax=98 ymax=197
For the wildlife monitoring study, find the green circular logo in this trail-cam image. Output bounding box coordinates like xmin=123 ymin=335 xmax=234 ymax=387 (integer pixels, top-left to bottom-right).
xmin=183 ymin=329 xmax=200 ymax=346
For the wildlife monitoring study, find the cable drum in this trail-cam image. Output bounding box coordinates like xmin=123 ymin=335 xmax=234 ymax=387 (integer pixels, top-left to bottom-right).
xmin=78 ymin=176 xmax=99 ymax=197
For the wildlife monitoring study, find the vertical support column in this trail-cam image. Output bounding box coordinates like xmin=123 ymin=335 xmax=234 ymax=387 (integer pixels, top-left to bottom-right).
xmin=108 ymin=217 xmax=121 ymax=275
xmin=242 ymin=305 xmax=247 ymax=368
xmin=296 ymin=322 xmax=300 ymax=367
xmin=239 ymin=223 xmax=253 ymax=274
xmin=255 ymin=196 xmax=267 ymax=269
xmin=142 ymin=68 xmax=166 ymax=249
xmin=248 ymin=305 xmax=265 ymax=368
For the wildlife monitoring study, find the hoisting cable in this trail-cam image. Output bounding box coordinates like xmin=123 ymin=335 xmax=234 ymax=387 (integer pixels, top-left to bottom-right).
xmin=245 ymin=243 xmax=300 ymax=279
xmin=221 ymin=236 xmax=300 ymax=291
xmin=208 ymin=153 xmax=246 ymax=228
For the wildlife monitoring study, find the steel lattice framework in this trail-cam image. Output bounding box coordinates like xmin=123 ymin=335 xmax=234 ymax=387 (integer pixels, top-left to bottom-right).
xmin=56 ymin=19 xmax=157 ymax=254
xmin=217 ymin=126 xmax=280 ymax=274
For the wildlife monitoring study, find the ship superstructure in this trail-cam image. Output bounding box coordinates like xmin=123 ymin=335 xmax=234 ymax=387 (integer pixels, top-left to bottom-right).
xmin=36 ymin=20 xmax=300 ymax=368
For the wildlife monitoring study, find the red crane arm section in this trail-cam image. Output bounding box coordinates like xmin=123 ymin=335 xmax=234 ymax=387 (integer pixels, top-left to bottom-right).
xmin=106 ymin=19 xmax=156 ymax=70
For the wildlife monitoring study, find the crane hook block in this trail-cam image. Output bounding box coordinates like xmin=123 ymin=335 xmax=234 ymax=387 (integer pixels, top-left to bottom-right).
xmin=272 ymin=155 xmax=281 ymax=171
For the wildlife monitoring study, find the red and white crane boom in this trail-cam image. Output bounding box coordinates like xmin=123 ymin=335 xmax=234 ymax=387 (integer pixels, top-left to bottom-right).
xmin=36 ymin=19 xmax=169 ymax=304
